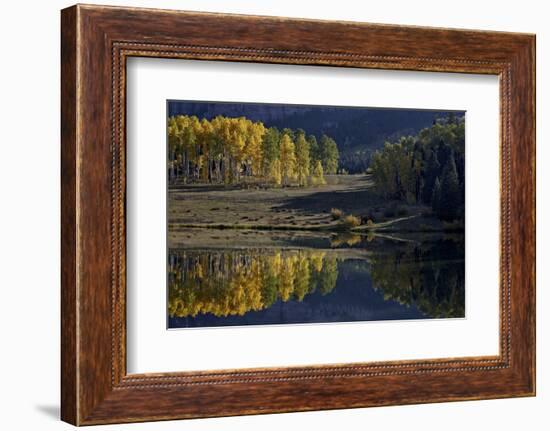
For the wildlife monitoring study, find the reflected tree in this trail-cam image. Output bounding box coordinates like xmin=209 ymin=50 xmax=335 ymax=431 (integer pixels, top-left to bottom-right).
xmin=368 ymin=238 xmax=465 ymax=318
xmin=168 ymin=249 xmax=339 ymax=318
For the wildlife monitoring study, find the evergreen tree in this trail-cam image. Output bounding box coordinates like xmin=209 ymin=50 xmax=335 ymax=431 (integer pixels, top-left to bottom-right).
xmin=281 ymin=128 xmax=295 ymax=142
xmin=437 ymin=155 xmax=461 ymax=220
xmin=431 ymin=176 xmax=442 ymax=216
xmin=422 ymin=150 xmax=441 ymax=204
xmin=368 ymin=115 xmax=465 ymax=221
xmin=262 ymin=127 xmax=280 ymax=177
xmin=319 ymin=134 xmax=339 ymax=174
xmin=307 ymin=134 xmax=320 ymax=169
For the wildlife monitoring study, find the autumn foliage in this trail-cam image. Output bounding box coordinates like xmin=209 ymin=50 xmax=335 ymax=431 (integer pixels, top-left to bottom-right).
xmin=167 ymin=115 xmax=339 ymax=187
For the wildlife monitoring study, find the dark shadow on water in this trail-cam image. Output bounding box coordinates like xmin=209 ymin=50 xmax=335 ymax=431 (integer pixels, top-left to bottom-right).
xmin=35 ymin=404 xmax=59 ymax=420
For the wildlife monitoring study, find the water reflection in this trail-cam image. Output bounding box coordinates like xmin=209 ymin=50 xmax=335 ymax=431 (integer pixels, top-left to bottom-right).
xmin=167 ymin=237 xmax=465 ymax=328
xmin=168 ymin=250 xmax=338 ymax=319
xmin=369 ymin=239 xmax=465 ymax=318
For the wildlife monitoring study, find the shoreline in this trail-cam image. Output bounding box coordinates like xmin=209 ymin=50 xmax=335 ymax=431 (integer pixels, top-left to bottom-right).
xmin=168 ymin=222 xmax=465 ymax=234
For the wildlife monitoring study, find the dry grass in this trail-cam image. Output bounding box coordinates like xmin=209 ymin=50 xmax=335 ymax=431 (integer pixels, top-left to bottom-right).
xmin=342 ymin=214 xmax=361 ymax=228
xmin=330 ymin=208 xmax=344 ymax=220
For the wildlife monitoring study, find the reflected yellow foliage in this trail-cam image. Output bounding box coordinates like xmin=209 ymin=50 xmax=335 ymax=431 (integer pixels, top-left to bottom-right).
xmin=168 ymin=249 xmax=339 ymax=318
xmin=330 ymin=233 xmax=362 ymax=248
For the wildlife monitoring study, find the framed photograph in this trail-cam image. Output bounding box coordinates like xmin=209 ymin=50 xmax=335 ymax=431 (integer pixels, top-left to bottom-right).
xmin=61 ymin=4 xmax=536 ymax=425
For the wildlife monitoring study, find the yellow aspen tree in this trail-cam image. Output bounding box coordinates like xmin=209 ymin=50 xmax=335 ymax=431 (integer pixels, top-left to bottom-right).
xmin=226 ymin=117 xmax=247 ymax=183
xmin=311 ymin=160 xmax=326 ymax=186
xmin=268 ymin=159 xmax=282 ymax=186
xmin=279 ymin=134 xmax=297 ymax=186
xmin=167 ymin=117 xmax=180 ymax=182
xmin=198 ymin=118 xmax=214 ymax=181
xmin=168 ymin=115 xmax=336 ymax=187
xmin=173 ymin=115 xmax=195 ymax=182
xmin=187 ymin=116 xmax=200 ymax=180
xmin=210 ymin=116 xmax=229 ymax=183
xmin=244 ymin=121 xmax=265 ymax=177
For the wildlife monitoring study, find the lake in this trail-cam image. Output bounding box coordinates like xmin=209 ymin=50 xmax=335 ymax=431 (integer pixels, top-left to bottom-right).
xmin=167 ymin=231 xmax=465 ymax=329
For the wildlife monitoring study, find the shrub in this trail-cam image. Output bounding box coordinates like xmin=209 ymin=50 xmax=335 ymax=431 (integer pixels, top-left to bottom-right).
xmin=342 ymin=214 xmax=361 ymax=228
xmin=330 ymin=208 xmax=344 ymax=220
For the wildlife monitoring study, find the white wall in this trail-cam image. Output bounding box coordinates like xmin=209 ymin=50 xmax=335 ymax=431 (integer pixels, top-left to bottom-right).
xmin=0 ymin=0 xmax=546 ymax=429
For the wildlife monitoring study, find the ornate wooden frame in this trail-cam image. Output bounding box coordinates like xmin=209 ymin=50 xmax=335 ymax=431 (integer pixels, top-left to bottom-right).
xmin=61 ymin=4 xmax=536 ymax=425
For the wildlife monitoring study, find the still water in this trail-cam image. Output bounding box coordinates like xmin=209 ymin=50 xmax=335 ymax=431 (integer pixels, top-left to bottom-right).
xmin=167 ymin=233 xmax=465 ymax=329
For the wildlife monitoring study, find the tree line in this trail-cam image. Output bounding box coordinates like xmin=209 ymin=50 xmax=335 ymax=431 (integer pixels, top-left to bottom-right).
xmin=370 ymin=115 xmax=465 ymax=221
xmin=167 ymin=115 xmax=340 ymax=187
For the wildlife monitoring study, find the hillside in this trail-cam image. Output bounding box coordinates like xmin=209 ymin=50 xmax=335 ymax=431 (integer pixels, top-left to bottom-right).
xmin=168 ymin=101 xmax=457 ymax=150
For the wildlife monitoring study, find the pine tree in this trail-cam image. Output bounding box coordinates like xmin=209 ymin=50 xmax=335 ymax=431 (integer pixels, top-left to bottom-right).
xmin=422 ymin=150 xmax=440 ymax=204
xmin=431 ymin=176 xmax=442 ymax=216
xmin=319 ymin=134 xmax=339 ymax=174
xmin=307 ymin=135 xmax=319 ymax=170
xmin=281 ymin=128 xmax=295 ymax=142
xmin=438 ymin=155 xmax=461 ymax=220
